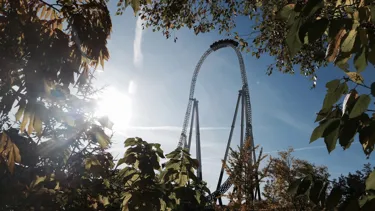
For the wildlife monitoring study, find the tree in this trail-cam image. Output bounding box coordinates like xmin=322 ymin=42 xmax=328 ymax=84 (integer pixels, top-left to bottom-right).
xmin=332 ymin=163 xmax=375 ymax=210
xmin=262 ymin=147 xmax=330 ymax=210
xmin=220 ymin=138 xmax=268 ymax=210
xmin=116 ymin=0 xmax=375 ymax=159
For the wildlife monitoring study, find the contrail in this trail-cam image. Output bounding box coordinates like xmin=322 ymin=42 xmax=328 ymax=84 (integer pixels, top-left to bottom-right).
xmin=133 ymin=16 xmax=143 ymax=69
xmin=265 ymin=142 xmax=359 ymax=154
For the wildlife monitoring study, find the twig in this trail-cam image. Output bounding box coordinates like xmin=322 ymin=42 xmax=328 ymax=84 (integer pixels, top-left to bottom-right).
xmin=39 ymin=0 xmax=61 ymax=12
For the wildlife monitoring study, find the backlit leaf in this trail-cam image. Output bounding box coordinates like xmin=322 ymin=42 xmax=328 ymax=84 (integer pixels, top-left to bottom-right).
xmin=346 ymin=72 xmax=364 ymax=84
xmin=12 ymin=143 xmax=21 ymax=163
xmin=95 ymin=129 xmax=110 ymax=149
xmin=342 ymin=89 xmax=358 ymax=115
xmin=322 ymin=82 xmax=348 ymax=109
xmin=349 ymin=94 xmax=371 ymax=118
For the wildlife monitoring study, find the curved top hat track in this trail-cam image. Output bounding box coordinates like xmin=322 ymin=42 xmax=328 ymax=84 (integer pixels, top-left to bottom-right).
xmin=178 ymin=39 xmax=254 ymax=149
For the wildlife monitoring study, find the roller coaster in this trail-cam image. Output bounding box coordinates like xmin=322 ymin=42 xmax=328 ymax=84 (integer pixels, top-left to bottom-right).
xmin=177 ymin=39 xmax=260 ymax=206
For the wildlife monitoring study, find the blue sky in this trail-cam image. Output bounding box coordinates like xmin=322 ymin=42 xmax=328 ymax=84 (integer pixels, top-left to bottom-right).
xmin=96 ymin=3 xmax=373 ymax=191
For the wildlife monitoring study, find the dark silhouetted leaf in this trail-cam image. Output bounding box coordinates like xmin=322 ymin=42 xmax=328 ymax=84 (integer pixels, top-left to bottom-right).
xmin=366 ymin=170 xmax=375 ymax=191
xmin=339 ymin=118 xmax=359 ymax=149
xmin=309 ymin=180 xmax=324 ymax=205
xmin=371 ymin=83 xmax=375 ymax=97
xmin=288 ymin=178 xmax=302 ymax=196
xmin=323 ymin=118 xmax=340 ymax=153
xmin=286 ymin=19 xmax=303 ymax=57
xmin=326 ymin=187 xmax=343 ymax=209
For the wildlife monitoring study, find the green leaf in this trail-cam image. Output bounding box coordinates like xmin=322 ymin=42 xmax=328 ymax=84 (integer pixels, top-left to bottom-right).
xmin=354 ymin=47 xmax=367 ymax=73
xmin=315 ymin=107 xmax=333 ymax=122
xmin=366 ymin=170 xmax=375 ymax=191
xmin=311 ymin=119 xmax=339 ymax=143
xmin=370 ymin=5 xmax=375 ymax=23
xmin=349 ymin=94 xmax=371 ymax=118
xmin=326 ymin=79 xmax=340 ymax=91
xmin=122 ymin=192 xmax=132 ymax=211
xmin=322 ymin=83 xmax=348 ymax=109
xmin=286 ymin=19 xmax=303 ymax=57
xmin=326 ymin=187 xmax=343 ymax=209
xmin=341 ymin=28 xmax=357 ymax=53
xmin=323 ymin=119 xmax=340 ymax=153
xmin=30 ymin=175 xmax=47 ymax=188
xmin=98 ymin=116 xmax=114 ymax=130
xmin=278 ymin=4 xmax=296 ymax=22
xmin=371 ymin=83 xmax=375 ymax=97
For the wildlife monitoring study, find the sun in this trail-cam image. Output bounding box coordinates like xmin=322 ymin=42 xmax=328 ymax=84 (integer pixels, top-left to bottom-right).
xmin=95 ymin=86 xmax=132 ymax=131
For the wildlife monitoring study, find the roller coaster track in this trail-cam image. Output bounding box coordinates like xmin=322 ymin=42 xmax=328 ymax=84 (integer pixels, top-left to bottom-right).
xmin=178 ymin=39 xmax=258 ymax=204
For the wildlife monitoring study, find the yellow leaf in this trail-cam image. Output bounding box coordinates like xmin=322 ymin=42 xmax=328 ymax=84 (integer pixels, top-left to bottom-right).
xmin=346 ymin=72 xmax=364 ymax=84
xmin=15 ymin=104 xmax=25 ymax=122
xmin=146 ymin=0 xmax=152 ymax=4
xmin=20 ymin=112 xmax=30 ymax=132
xmin=41 ymin=5 xmax=47 ymax=18
xmin=28 ymin=113 xmax=34 ymax=135
xmin=12 ymin=143 xmax=21 ymax=163
xmin=95 ymin=129 xmax=110 ymax=149
xmin=46 ymin=8 xmax=52 ymax=20
xmin=7 ymin=144 xmax=15 ymax=174
xmin=33 ymin=116 xmax=43 ymax=136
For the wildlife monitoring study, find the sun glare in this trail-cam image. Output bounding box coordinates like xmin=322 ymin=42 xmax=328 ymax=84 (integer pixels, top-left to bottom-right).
xmin=95 ymin=86 xmax=132 ymax=131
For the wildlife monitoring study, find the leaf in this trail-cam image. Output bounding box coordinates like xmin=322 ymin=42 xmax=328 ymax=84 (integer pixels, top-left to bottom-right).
xmin=371 ymin=83 xmax=375 ymax=97
xmin=339 ymin=119 xmax=358 ymax=149
xmin=366 ymin=170 xmax=375 ymax=191
xmin=33 ymin=116 xmax=43 ymax=137
xmin=15 ymin=104 xmax=25 ymax=122
xmin=322 ymin=82 xmax=348 ymax=109
xmin=30 ymin=175 xmax=47 ymax=188
xmin=288 ymin=178 xmax=302 ymax=196
xmin=95 ymin=129 xmax=110 ymax=149
xmin=124 ymin=138 xmax=138 ymax=147
xmin=129 ymin=0 xmax=140 ymax=15
xmin=309 ymin=180 xmax=324 ymax=205
xmin=308 ymin=18 xmax=329 ymax=43
xmin=326 ymin=28 xmax=347 ymax=62
xmin=342 ymin=89 xmax=359 ymax=115
xmin=286 ymin=19 xmax=303 ymax=57
xmin=349 ymin=94 xmax=371 ymax=118
xmin=368 ymin=45 xmax=375 ymax=65
xmin=354 ymin=47 xmax=367 ymax=73
xmin=297 ymin=176 xmax=312 ymax=195
xmin=326 ymin=187 xmax=343 ymax=209
xmin=7 ymin=144 xmax=15 ymax=174
xmin=278 ymin=4 xmax=296 ymax=22
xmin=341 ymin=27 xmax=358 ymax=53
xmin=310 ymin=119 xmax=336 ymax=143
xmin=323 ymin=119 xmax=340 ymax=153
xmin=346 ymin=72 xmax=364 ymax=84
xmin=122 ymin=192 xmax=132 ymax=211
xmin=12 ymin=143 xmax=21 ymax=163
xmin=326 ymin=79 xmax=340 ymax=91
xmin=98 ymin=116 xmax=114 ymax=130
xmin=302 ymin=0 xmax=324 ymax=18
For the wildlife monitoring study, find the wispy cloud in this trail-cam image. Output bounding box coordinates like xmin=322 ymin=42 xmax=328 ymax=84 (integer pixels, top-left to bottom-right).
xmin=125 ymin=126 xmax=230 ymax=131
xmin=133 ymin=16 xmax=143 ymax=69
